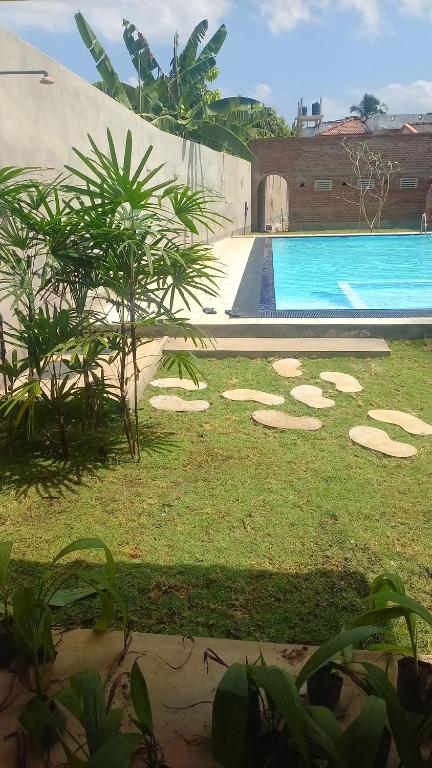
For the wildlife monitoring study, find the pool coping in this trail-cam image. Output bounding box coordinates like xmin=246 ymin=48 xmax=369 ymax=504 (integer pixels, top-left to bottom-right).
xmin=231 ymin=235 xmax=432 ymax=319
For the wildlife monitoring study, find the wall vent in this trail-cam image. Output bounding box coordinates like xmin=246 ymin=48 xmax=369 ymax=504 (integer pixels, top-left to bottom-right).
xmin=314 ymin=179 xmax=332 ymax=192
xmin=400 ymin=177 xmax=418 ymax=189
xmin=358 ymin=178 xmax=375 ymax=190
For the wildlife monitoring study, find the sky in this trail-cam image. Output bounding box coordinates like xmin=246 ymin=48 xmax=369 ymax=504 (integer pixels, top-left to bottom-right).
xmin=1 ymin=0 xmax=432 ymax=123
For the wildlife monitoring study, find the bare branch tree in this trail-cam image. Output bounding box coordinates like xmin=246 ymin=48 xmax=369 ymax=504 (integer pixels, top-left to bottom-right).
xmin=336 ymin=138 xmax=400 ymax=231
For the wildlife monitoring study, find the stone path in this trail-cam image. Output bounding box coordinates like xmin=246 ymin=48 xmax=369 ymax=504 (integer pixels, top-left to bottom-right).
xmin=272 ymin=358 xmax=303 ymax=378
xmin=368 ymin=409 xmax=432 ymax=436
xmin=320 ymin=371 xmax=363 ymax=393
xmin=349 ymin=426 xmax=417 ymax=458
xmin=149 ymin=395 xmax=210 ymax=412
xmin=151 ymin=377 xmax=207 ymax=391
xmin=252 ymin=411 xmax=323 ymax=431
xmin=222 ymin=389 xmax=285 ymax=405
xmin=290 ymin=385 xmax=336 ymax=409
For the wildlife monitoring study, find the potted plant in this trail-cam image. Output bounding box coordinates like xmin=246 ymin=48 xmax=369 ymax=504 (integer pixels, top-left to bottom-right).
xmin=351 ymin=573 xmax=432 ymax=715
xmin=0 ymin=541 xmax=16 ymax=669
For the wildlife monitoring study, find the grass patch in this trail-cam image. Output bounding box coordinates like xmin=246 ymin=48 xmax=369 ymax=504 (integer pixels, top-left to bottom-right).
xmin=1 ymin=341 xmax=432 ymax=648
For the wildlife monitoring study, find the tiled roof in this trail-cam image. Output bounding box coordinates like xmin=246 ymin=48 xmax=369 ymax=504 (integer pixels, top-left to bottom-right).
xmin=319 ymin=118 xmax=369 ymax=136
xmin=403 ymin=122 xmax=432 ymax=134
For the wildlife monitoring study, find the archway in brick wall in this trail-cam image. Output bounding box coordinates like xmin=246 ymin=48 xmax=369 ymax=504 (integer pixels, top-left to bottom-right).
xmin=256 ymin=174 xmax=289 ymax=232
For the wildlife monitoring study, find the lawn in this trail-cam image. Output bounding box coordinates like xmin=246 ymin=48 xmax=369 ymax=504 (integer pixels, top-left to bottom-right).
xmin=1 ymin=340 xmax=432 ymax=648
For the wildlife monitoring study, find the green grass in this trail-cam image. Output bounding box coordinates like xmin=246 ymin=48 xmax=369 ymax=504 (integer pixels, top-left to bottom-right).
xmin=1 ymin=341 xmax=432 ymax=648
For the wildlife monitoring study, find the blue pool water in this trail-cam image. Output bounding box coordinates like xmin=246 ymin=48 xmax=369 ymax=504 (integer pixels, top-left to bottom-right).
xmin=272 ymin=235 xmax=432 ymax=310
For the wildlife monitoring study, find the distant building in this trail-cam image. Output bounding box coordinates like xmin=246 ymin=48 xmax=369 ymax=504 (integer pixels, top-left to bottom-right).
xmin=303 ymin=113 xmax=432 ymax=137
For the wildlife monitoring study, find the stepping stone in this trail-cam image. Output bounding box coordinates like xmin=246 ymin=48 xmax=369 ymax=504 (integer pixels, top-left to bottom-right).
xmin=149 ymin=395 xmax=210 ymax=412
xmin=290 ymin=385 xmax=335 ymax=409
xmin=349 ymin=426 xmax=417 ymax=458
xmin=368 ymin=409 xmax=432 ymax=436
xmin=150 ymin=377 xmax=207 ymax=391
xmin=272 ymin=358 xmax=303 ymax=378
xmin=320 ymin=371 xmax=363 ymax=393
xmin=252 ymin=411 xmax=322 ymax=431
xmin=222 ymin=389 xmax=285 ymax=405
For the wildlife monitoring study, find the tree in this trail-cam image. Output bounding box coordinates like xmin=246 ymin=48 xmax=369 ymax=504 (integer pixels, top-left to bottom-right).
xmin=232 ymin=106 xmax=293 ymax=141
xmin=337 ymin=138 xmax=400 ymax=231
xmin=350 ymin=93 xmax=388 ymax=118
xmin=0 ymin=131 xmax=224 ymax=459
xmin=75 ymin=13 xmax=264 ymax=162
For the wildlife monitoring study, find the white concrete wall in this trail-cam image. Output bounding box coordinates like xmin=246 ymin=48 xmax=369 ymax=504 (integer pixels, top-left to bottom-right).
xmin=0 ymin=27 xmax=251 ymax=241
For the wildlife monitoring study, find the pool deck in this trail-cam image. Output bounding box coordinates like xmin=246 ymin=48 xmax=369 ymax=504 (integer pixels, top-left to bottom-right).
xmin=181 ymin=236 xmax=432 ymax=340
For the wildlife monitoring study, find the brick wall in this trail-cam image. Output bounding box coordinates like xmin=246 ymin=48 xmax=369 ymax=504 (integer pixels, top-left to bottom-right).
xmin=250 ymin=134 xmax=432 ymax=231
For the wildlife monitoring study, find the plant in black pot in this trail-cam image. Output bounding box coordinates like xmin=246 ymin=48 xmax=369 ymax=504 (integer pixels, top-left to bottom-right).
xmin=0 ymin=541 xmax=16 ymax=669
xmin=351 ymin=572 xmax=432 ymax=716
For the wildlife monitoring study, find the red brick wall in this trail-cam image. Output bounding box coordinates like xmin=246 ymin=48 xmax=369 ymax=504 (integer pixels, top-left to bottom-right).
xmin=250 ymin=134 xmax=432 ymax=231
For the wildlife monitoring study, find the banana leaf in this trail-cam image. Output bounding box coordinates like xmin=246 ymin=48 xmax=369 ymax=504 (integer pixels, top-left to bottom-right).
xmin=75 ymin=12 xmax=131 ymax=109
xmin=197 ymin=24 xmax=227 ymax=62
xmin=178 ymin=20 xmax=208 ymax=72
xmin=122 ymin=18 xmax=162 ymax=80
xmin=195 ymin=120 xmax=255 ymax=162
xmin=208 ymin=96 xmax=263 ymax=114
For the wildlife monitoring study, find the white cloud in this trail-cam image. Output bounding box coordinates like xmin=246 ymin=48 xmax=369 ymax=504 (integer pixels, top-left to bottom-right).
xmin=321 ymin=80 xmax=432 ymax=122
xmin=376 ymin=80 xmax=432 ymax=113
xmin=0 ymin=0 xmax=232 ymax=42
xmin=257 ymin=0 xmax=432 ymax=36
xmin=252 ymin=83 xmax=273 ymax=102
xmin=398 ymin=0 xmax=432 ymax=20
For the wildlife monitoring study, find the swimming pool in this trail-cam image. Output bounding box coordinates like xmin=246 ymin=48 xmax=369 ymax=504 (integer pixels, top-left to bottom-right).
xmin=271 ymin=235 xmax=432 ymax=312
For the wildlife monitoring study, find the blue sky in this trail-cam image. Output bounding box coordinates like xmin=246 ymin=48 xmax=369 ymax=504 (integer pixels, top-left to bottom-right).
xmin=1 ymin=0 xmax=432 ymax=122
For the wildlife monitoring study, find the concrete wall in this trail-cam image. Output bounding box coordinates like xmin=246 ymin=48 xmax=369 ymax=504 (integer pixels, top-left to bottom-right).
xmin=0 ymin=28 xmax=251 ymax=242
xmin=258 ymin=174 xmax=289 ymax=231
xmin=250 ymin=135 xmax=432 ymax=231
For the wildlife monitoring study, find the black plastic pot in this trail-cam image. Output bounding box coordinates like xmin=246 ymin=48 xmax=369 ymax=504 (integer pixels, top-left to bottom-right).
xmin=0 ymin=628 xmax=16 ymax=669
xmin=306 ymin=663 xmax=343 ymax=710
xmin=397 ymin=656 xmax=432 ymax=714
xmin=246 ymin=729 xmax=303 ymax=768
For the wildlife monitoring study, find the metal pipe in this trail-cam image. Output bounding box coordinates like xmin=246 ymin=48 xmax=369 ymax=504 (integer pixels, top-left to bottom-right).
xmin=0 ymin=69 xmax=54 ymax=84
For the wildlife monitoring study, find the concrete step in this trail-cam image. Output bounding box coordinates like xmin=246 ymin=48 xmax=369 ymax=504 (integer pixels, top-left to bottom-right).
xmin=163 ymin=337 xmax=391 ymax=358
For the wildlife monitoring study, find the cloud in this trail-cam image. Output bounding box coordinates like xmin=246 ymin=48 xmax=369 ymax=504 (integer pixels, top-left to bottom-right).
xmin=375 ymin=80 xmax=432 ymax=113
xmin=321 ymin=80 xmax=432 ymax=122
xmin=0 ymin=0 xmax=232 ymax=41
xmin=252 ymin=83 xmax=273 ymax=102
xmin=257 ymin=0 xmax=432 ymax=36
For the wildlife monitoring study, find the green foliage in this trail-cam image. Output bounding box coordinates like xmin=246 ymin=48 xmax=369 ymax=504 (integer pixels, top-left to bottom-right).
xmin=350 ymin=93 xmax=388 ymax=118
xmin=352 ymin=572 xmax=432 ymax=661
xmin=74 ymin=13 xmax=268 ymax=161
xmin=0 ymin=130 xmax=222 ymax=459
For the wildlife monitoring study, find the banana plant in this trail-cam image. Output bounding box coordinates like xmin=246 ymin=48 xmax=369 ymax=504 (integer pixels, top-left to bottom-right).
xmin=74 ymin=12 xmax=262 ymax=161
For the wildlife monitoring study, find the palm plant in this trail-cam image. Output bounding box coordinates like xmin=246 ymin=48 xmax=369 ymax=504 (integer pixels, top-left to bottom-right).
xmin=75 ymin=13 xmax=263 ymax=161
xmin=350 ymin=93 xmax=388 ymax=118
xmin=61 ymin=128 xmax=224 ymax=459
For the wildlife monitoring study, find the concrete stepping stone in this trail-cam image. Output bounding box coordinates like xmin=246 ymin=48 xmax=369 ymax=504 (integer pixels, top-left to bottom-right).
xmin=150 ymin=377 xmax=207 ymax=391
xmin=272 ymin=358 xmax=303 ymax=378
xmin=222 ymin=389 xmax=285 ymax=406
xmin=320 ymin=371 xmax=362 ymax=393
xmin=349 ymin=426 xmax=417 ymax=458
xmin=368 ymin=409 xmax=432 ymax=436
xmin=290 ymin=385 xmax=335 ymax=409
xmin=149 ymin=395 xmax=210 ymax=412
xmin=252 ymin=410 xmax=323 ymax=431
